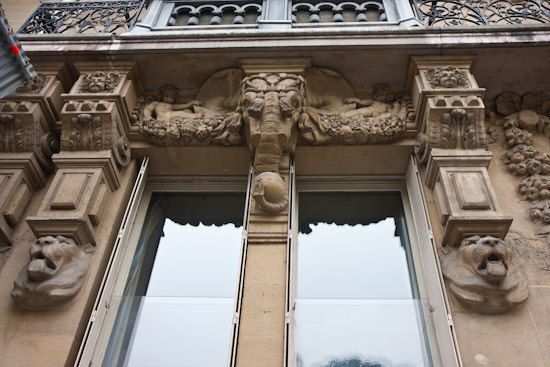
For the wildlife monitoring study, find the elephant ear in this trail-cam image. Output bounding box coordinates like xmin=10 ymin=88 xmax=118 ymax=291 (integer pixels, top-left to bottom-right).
xmin=196 ymin=68 xmax=244 ymax=112
xmin=304 ymin=68 xmax=356 ymax=110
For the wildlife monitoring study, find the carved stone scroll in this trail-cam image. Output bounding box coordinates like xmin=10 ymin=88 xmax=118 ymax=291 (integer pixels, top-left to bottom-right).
xmin=415 ymin=103 xmax=488 ymax=164
xmin=11 ymin=235 xmax=94 ymax=310
xmin=61 ymin=101 xmax=130 ymax=167
xmin=440 ymin=235 xmax=528 ymax=313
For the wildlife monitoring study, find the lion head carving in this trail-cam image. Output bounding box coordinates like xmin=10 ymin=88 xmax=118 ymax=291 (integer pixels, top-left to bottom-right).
xmin=11 ymin=236 xmax=94 ymax=310
xmin=440 ymin=235 xmax=528 ymax=313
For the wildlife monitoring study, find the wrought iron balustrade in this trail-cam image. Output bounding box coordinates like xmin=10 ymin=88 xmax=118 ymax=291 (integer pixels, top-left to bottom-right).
xmin=18 ymin=0 xmax=147 ymax=34
xmin=412 ymin=0 xmax=550 ymax=26
xmin=292 ymin=0 xmax=387 ymax=23
xmin=168 ymin=0 xmax=262 ymax=26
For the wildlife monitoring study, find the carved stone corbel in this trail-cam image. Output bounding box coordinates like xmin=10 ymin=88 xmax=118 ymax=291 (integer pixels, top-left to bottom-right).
xmin=241 ymin=71 xmax=306 ymax=214
xmin=67 ymin=62 xmax=140 ymax=136
xmin=15 ymin=64 xmax=138 ymax=309
xmin=410 ymin=57 xmax=512 ymax=248
xmin=0 ymin=67 xmax=65 ymax=255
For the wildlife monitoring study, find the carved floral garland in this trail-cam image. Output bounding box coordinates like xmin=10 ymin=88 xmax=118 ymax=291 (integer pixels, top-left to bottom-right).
xmin=495 ymin=93 xmax=550 ymax=234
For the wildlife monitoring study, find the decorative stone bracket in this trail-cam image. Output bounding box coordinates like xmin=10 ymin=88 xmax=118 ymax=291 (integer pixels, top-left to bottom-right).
xmin=12 ymin=63 xmax=139 ymax=309
xmin=425 ymin=149 xmax=512 ymax=247
xmin=410 ymin=57 xmax=524 ymax=313
xmin=410 ymin=57 xmax=512 ymax=247
xmin=0 ymin=69 xmax=65 ymax=253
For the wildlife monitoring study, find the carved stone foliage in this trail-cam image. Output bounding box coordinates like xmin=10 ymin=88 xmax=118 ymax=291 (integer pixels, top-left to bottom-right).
xmin=425 ymin=66 xmax=469 ymax=89
xmin=61 ymin=100 xmax=130 ymax=167
xmin=11 ymin=235 xmax=94 ymax=310
xmin=79 ymin=71 xmax=121 ymax=93
xmin=140 ymin=69 xmax=244 ymax=146
xmin=0 ymin=101 xmax=59 ymax=171
xmin=415 ymin=100 xmax=487 ymax=165
xmin=139 ymin=68 xmax=411 ymax=149
xmin=301 ymin=83 xmax=408 ymax=145
xmin=440 ymin=235 xmax=528 ymax=314
xmin=491 ymin=91 xmax=550 ymax=235
xmin=140 ymin=86 xmax=242 ymax=146
xmin=529 ymin=200 xmax=550 ymax=234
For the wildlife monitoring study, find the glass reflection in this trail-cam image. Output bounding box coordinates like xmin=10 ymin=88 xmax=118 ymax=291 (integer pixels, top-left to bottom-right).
xmin=103 ymin=193 xmax=244 ymax=367
xmin=295 ymin=193 xmax=432 ymax=367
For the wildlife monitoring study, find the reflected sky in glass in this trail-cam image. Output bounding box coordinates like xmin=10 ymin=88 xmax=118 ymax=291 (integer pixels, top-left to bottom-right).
xmin=298 ymin=219 xmax=412 ymax=299
xmin=295 ymin=219 xmax=431 ymax=367
xmin=125 ymin=220 xmax=242 ymax=367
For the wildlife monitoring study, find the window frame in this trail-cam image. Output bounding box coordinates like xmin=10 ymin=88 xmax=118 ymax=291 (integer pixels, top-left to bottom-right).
xmin=286 ymin=156 xmax=462 ymax=367
xmin=75 ymin=158 xmax=252 ymax=367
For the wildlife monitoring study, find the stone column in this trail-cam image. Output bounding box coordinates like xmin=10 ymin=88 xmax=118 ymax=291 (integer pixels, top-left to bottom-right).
xmin=12 ymin=63 xmax=138 ymax=310
xmin=0 ymin=66 xmax=65 ymax=261
xmin=410 ymin=57 xmax=526 ymax=313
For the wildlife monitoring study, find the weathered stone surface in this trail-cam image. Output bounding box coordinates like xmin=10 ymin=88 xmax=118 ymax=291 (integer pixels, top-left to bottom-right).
xmin=10 ymin=235 xmax=94 ymax=310
xmin=492 ymin=90 xmax=550 ymax=234
xmin=0 ymin=68 xmax=65 ymax=252
xmin=140 ymin=69 xmax=243 ymax=146
xmin=440 ymin=235 xmax=528 ymax=314
xmin=425 ymin=66 xmax=469 ymax=89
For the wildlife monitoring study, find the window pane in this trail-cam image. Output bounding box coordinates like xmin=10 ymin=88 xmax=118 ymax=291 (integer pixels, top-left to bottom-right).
xmin=103 ymin=193 xmax=245 ymax=367
xmin=295 ymin=192 xmax=432 ymax=367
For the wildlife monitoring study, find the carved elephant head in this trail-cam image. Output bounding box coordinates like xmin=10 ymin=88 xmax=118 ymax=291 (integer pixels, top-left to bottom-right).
xmin=241 ymin=72 xmax=306 ymax=174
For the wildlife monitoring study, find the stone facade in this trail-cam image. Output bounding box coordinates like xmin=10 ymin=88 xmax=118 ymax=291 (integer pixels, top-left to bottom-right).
xmin=2 ymin=1 xmax=550 ymax=366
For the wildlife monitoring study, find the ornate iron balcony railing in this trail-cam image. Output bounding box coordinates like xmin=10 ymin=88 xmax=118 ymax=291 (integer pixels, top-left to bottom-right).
xmin=412 ymin=0 xmax=550 ymax=26
xmin=18 ymin=0 xmax=147 ymax=34
xmin=292 ymin=0 xmax=387 ymax=23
